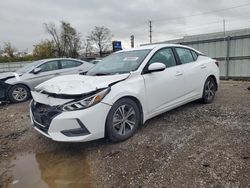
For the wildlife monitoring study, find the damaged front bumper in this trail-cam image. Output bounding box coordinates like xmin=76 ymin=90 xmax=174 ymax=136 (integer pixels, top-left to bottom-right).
xmin=0 ymin=80 xmax=11 ymax=102
xmin=30 ymin=97 xmax=111 ymax=142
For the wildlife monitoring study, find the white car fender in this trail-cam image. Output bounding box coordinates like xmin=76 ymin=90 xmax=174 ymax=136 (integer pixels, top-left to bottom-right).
xmin=102 ymin=76 xmax=148 ymax=123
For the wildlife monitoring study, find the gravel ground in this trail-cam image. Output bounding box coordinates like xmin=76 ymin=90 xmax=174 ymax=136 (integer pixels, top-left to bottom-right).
xmin=0 ymin=80 xmax=249 ymax=188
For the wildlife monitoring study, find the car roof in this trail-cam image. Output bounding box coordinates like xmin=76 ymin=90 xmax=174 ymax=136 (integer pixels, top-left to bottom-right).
xmin=119 ymin=44 xmax=202 ymax=54
xmin=31 ymin=58 xmax=88 ymax=68
xmin=38 ymin=58 xmax=84 ymax=62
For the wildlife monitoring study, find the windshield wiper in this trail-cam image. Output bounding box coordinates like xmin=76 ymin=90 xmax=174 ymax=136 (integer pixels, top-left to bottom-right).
xmin=88 ymin=72 xmax=128 ymax=76
xmin=79 ymin=71 xmax=88 ymax=75
xmin=94 ymin=73 xmax=112 ymax=76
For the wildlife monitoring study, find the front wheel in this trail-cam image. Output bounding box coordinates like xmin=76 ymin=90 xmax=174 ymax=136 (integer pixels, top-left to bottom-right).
xmin=8 ymin=84 xmax=30 ymax=103
xmin=106 ymin=98 xmax=140 ymax=142
xmin=202 ymin=77 xmax=216 ymax=104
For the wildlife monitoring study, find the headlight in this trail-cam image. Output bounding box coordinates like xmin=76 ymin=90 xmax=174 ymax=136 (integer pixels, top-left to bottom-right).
xmin=62 ymin=88 xmax=110 ymax=111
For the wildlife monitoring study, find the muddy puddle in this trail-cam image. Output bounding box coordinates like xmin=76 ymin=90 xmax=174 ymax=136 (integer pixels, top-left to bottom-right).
xmin=9 ymin=151 xmax=92 ymax=188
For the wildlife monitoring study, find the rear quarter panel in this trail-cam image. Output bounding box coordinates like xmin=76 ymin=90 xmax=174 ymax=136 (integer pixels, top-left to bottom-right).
xmin=198 ymin=56 xmax=220 ymax=91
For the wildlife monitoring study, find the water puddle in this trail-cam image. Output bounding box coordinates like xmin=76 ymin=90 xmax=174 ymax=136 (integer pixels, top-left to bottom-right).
xmin=9 ymin=151 xmax=92 ymax=188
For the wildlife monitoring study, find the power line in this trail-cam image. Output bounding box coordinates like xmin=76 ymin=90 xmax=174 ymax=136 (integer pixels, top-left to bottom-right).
xmin=111 ymin=2 xmax=250 ymax=35
xmin=119 ymin=2 xmax=250 ymax=31
xmin=111 ymin=2 xmax=250 ymax=45
xmin=153 ymin=18 xmax=250 ymax=37
xmin=153 ymin=23 xmax=221 ymax=36
xmin=153 ymin=2 xmax=250 ymax=23
xmin=153 ymin=23 xmax=250 ymax=44
xmin=153 ymin=20 xmax=223 ymax=34
xmin=111 ymin=21 xmax=147 ymax=33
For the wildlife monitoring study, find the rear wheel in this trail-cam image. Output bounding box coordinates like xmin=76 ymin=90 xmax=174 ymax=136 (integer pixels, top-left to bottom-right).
xmin=202 ymin=77 xmax=216 ymax=104
xmin=106 ymin=98 xmax=140 ymax=142
xmin=8 ymin=84 xmax=30 ymax=103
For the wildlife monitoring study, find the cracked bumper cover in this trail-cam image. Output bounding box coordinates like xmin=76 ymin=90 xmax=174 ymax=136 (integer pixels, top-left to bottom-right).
xmin=0 ymin=81 xmax=11 ymax=101
xmin=30 ymin=100 xmax=111 ymax=142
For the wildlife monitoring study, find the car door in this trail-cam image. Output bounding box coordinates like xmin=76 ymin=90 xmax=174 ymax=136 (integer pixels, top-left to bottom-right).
xmin=27 ymin=60 xmax=61 ymax=89
xmin=59 ymin=60 xmax=85 ymax=75
xmin=174 ymin=48 xmax=206 ymax=98
xmin=142 ymin=47 xmax=185 ymax=115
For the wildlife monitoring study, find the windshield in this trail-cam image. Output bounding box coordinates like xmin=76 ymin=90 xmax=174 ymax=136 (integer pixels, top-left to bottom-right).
xmin=87 ymin=49 xmax=151 ymax=75
xmin=16 ymin=60 xmax=43 ymax=74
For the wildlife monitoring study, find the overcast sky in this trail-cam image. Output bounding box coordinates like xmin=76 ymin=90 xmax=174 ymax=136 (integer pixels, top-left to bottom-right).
xmin=0 ymin=0 xmax=250 ymax=52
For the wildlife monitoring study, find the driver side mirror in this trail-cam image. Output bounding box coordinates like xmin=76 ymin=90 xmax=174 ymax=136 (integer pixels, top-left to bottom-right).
xmin=146 ymin=62 xmax=166 ymax=73
xmin=33 ymin=67 xmax=42 ymax=74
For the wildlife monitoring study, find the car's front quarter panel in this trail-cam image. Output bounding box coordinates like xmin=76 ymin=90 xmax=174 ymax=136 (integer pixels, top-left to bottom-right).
xmin=4 ymin=76 xmax=19 ymax=85
xmin=102 ymin=73 xmax=148 ymax=123
xmin=4 ymin=73 xmax=35 ymax=91
xmin=18 ymin=72 xmax=41 ymax=90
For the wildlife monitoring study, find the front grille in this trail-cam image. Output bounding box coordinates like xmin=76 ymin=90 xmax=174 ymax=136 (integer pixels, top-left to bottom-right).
xmin=31 ymin=101 xmax=62 ymax=133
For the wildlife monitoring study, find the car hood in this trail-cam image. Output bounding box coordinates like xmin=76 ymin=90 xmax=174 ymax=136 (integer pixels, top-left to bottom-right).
xmin=35 ymin=74 xmax=130 ymax=96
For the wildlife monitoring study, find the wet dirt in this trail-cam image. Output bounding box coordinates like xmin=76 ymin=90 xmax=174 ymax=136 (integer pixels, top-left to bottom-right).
xmin=0 ymin=80 xmax=250 ymax=187
xmin=9 ymin=152 xmax=92 ymax=188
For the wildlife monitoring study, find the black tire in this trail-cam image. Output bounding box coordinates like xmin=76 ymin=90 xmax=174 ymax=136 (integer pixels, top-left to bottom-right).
xmin=8 ymin=84 xmax=30 ymax=103
xmin=202 ymin=77 xmax=216 ymax=104
xmin=106 ymin=98 xmax=140 ymax=142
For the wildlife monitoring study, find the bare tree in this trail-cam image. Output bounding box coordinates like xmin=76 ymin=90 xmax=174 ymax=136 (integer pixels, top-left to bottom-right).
xmin=3 ymin=42 xmax=17 ymax=58
xmin=44 ymin=23 xmax=62 ymax=57
xmin=89 ymin=26 xmax=112 ymax=57
xmin=82 ymin=38 xmax=93 ymax=57
xmin=61 ymin=21 xmax=81 ymax=58
xmin=44 ymin=21 xmax=81 ymax=58
xmin=0 ymin=45 xmax=3 ymax=55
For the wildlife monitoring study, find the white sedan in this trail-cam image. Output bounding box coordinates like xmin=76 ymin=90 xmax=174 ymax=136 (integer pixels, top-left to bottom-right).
xmin=30 ymin=44 xmax=219 ymax=142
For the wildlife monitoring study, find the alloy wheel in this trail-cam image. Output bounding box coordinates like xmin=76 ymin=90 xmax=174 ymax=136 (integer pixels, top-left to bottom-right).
xmin=12 ymin=87 xmax=28 ymax=102
xmin=204 ymin=80 xmax=215 ymax=101
xmin=112 ymin=104 xmax=136 ymax=136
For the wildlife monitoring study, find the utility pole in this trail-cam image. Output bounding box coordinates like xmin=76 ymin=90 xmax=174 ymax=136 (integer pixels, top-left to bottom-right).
xmin=223 ymin=19 xmax=229 ymax=80
xmin=223 ymin=19 xmax=226 ymax=64
xmin=149 ymin=20 xmax=152 ymax=43
xmin=223 ymin=19 xmax=226 ymax=38
xmin=130 ymin=35 xmax=134 ymax=48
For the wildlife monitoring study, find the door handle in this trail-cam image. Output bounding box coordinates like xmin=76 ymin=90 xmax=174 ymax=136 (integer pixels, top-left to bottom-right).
xmin=175 ymin=71 xmax=183 ymax=76
xmin=54 ymin=73 xmax=60 ymax=76
xmin=201 ymin=64 xmax=207 ymax=69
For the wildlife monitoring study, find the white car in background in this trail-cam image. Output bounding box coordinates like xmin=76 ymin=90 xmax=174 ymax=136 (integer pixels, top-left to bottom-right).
xmin=0 ymin=58 xmax=93 ymax=103
xmin=30 ymin=44 xmax=219 ymax=142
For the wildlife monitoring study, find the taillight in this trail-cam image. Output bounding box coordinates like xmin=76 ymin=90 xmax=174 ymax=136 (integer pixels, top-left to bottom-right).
xmin=215 ymin=61 xmax=219 ymax=67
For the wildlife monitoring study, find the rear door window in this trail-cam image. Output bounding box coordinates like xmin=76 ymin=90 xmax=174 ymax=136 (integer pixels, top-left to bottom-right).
xmin=190 ymin=50 xmax=198 ymax=61
xmin=60 ymin=60 xmax=82 ymax=69
xmin=175 ymin=48 xmax=194 ymax=64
